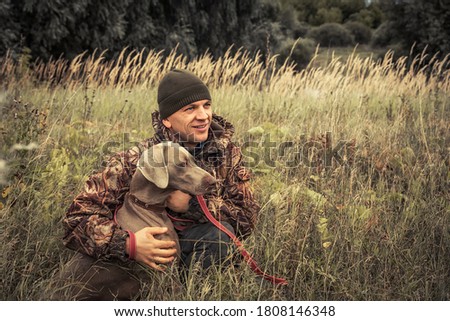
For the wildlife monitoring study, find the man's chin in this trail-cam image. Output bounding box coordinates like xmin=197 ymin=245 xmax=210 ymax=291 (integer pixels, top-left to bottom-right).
xmin=194 ymin=136 xmax=208 ymax=145
xmin=182 ymin=133 xmax=208 ymax=147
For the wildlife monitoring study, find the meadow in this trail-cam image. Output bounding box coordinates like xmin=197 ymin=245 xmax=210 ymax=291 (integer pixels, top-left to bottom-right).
xmin=0 ymin=47 xmax=448 ymax=300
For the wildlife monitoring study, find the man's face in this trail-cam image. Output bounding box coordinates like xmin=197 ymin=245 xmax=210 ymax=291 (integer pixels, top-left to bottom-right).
xmin=162 ymin=99 xmax=212 ymax=148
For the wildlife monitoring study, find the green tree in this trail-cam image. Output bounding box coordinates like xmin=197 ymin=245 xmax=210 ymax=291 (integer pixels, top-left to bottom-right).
xmin=381 ymin=0 xmax=450 ymax=58
xmin=122 ymin=0 xmax=165 ymax=51
xmin=0 ymin=0 xmax=21 ymax=56
xmin=0 ymin=0 xmax=321 ymax=62
xmin=280 ymin=0 xmax=372 ymax=26
xmin=16 ymin=0 xmax=131 ymax=59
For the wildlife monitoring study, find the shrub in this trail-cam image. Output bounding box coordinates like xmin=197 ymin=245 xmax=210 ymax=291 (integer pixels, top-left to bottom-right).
xmin=276 ymin=37 xmax=316 ymax=70
xmin=313 ymin=7 xmax=343 ymax=25
xmin=306 ymin=23 xmax=354 ymax=47
xmin=348 ymin=6 xmax=385 ymax=29
xmin=279 ymin=7 xmax=312 ymax=39
xmin=294 ymin=22 xmax=312 ymax=39
xmin=344 ymin=21 xmax=372 ymax=44
xmin=243 ymin=21 xmax=285 ymax=55
xmin=371 ymin=21 xmax=397 ymax=48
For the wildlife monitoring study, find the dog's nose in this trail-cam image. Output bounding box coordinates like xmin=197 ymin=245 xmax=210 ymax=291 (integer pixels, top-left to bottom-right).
xmin=202 ymin=175 xmax=217 ymax=190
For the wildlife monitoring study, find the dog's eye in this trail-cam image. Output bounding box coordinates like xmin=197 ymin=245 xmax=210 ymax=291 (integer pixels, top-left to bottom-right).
xmin=178 ymin=161 xmax=188 ymax=167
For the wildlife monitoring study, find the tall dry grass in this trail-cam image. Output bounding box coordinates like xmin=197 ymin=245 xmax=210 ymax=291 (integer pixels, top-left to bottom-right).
xmin=0 ymin=46 xmax=448 ymax=300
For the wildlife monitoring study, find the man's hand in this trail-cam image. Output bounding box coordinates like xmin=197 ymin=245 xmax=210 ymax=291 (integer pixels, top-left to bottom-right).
xmin=127 ymin=227 xmax=178 ymax=271
xmin=165 ymin=190 xmax=191 ymax=213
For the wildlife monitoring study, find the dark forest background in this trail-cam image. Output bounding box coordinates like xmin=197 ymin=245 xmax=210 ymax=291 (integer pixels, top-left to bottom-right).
xmin=1 ymin=0 xmax=449 ymax=67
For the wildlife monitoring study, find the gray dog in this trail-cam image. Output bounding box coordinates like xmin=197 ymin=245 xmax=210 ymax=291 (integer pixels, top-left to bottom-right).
xmin=51 ymin=142 xmax=216 ymax=300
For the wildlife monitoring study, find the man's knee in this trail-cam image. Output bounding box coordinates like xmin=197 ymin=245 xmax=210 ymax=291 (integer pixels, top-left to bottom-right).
xmin=209 ymin=221 xmax=234 ymax=243
xmin=206 ymin=222 xmax=234 ymax=261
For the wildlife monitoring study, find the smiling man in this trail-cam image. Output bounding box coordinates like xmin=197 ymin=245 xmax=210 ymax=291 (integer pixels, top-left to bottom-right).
xmin=161 ymin=99 xmax=211 ymax=146
xmin=62 ymin=69 xmax=260 ymax=294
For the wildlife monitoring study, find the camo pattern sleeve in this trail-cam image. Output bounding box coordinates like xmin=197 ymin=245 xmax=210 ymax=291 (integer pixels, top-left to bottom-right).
xmin=206 ymin=143 xmax=260 ymax=239
xmin=62 ymin=145 xmax=143 ymax=261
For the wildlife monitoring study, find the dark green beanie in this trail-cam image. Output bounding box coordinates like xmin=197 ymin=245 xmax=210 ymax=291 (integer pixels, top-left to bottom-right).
xmin=157 ymin=69 xmax=211 ymax=119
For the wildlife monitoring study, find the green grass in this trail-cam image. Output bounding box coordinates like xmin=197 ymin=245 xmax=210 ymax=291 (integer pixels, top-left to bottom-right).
xmin=311 ymin=45 xmax=387 ymax=68
xmin=0 ymin=47 xmax=449 ymax=300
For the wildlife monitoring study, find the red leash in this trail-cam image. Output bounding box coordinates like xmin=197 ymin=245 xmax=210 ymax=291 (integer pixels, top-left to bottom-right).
xmin=196 ymin=195 xmax=288 ymax=286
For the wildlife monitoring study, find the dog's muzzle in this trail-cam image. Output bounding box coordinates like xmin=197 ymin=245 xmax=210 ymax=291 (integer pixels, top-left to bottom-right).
xmin=201 ymin=175 xmax=217 ymax=192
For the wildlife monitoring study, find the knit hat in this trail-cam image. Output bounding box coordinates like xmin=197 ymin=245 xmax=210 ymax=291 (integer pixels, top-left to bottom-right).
xmin=157 ymin=69 xmax=211 ymax=119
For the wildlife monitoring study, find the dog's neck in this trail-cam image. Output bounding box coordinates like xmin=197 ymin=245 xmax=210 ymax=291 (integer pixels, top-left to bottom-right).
xmin=129 ymin=171 xmax=174 ymax=205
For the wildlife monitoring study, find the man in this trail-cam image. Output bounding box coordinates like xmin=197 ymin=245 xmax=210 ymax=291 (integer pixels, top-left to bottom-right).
xmin=62 ymin=69 xmax=260 ymax=275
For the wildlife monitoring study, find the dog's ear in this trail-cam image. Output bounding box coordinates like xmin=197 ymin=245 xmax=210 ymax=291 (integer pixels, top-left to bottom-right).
xmin=137 ymin=144 xmax=169 ymax=189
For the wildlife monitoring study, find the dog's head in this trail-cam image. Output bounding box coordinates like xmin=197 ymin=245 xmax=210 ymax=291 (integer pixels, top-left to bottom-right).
xmin=137 ymin=142 xmax=216 ymax=194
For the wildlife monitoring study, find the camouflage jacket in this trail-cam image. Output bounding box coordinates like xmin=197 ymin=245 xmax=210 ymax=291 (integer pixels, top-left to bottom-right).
xmin=62 ymin=111 xmax=260 ymax=261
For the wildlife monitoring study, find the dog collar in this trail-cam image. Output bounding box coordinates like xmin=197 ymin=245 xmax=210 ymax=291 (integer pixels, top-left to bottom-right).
xmin=127 ymin=193 xmax=165 ymax=211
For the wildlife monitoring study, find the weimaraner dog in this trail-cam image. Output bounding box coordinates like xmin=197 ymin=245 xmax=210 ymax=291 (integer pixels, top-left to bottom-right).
xmin=51 ymin=142 xmax=216 ymax=300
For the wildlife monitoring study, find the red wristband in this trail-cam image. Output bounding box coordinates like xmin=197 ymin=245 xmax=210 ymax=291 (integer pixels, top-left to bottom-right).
xmin=126 ymin=230 xmax=136 ymax=260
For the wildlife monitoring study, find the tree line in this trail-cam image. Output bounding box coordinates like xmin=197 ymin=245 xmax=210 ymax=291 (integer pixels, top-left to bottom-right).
xmin=0 ymin=0 xmax=448 ymax=66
